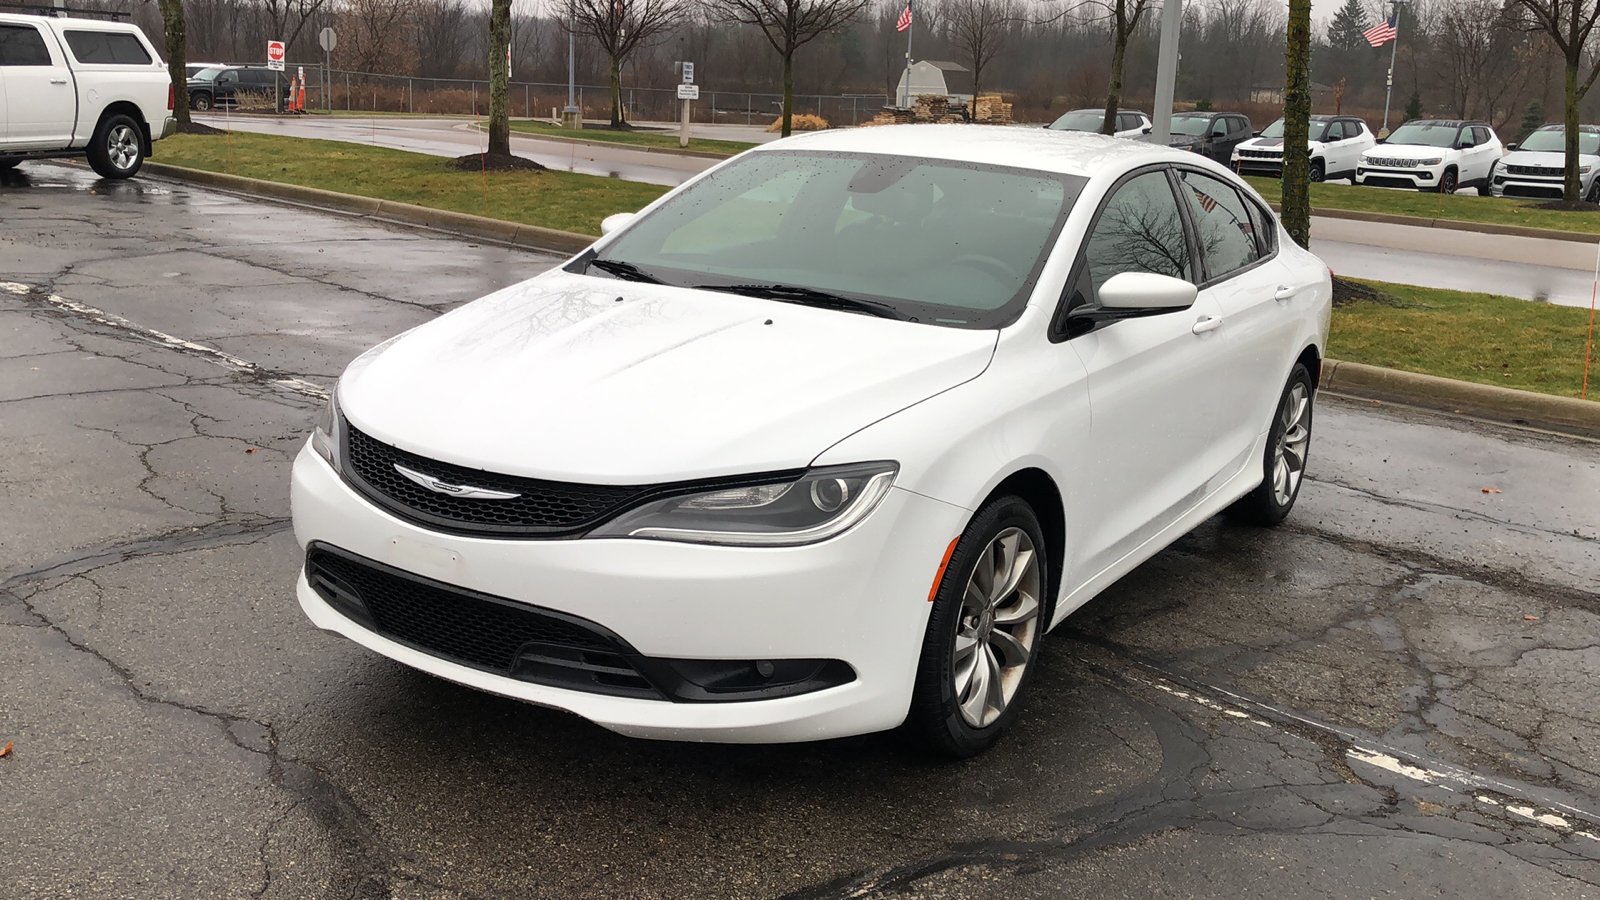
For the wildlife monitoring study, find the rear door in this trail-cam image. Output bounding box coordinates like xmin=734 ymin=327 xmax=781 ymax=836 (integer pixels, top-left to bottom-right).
xmin=1063 ymin=167 xmax=1236 ymax=579
xmin=0 ymin=20 xmax=75 ymax=148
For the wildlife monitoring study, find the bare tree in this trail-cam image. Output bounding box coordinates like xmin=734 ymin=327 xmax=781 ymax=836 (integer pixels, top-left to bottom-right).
xmin=564 ymin=0 xmax=692 ymax=127
xmin=1507 ymin=0 xmax=1600 ymax=201
xmin=1080 ymin=0 xmax=1154 ymax=134
xmin=944 ymin=0 xmax=1014 ymax=96
xmin=156 ymin=0 xmax=190 ymax=126
xmin=261 ymin=0 xmax=332 ymax=53
xmin=344 ymin=0 xmax=417 ymax=74
xmin=1437 ymin=0 xmax=1535 ymax=129
xmin=704 ymin=0 xmax=874 ymax=135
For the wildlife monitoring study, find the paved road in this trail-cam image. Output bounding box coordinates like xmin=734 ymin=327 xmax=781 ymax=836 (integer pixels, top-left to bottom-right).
xmin=4 ymin=161 xmax=1600 ymax=898
xmin=199 ymin=115 xmax=1600 ymax=308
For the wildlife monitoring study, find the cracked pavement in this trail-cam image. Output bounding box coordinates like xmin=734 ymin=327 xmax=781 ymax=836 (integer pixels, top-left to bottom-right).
xmin=3 ymin=161 xmax=1599 ymax=898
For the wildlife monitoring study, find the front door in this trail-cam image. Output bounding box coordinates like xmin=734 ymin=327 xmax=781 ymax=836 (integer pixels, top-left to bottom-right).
xmin=0 ymin=21 xmax=76 ymax=148
xmin=1065 ymin=168 xmax=1237 ymax=580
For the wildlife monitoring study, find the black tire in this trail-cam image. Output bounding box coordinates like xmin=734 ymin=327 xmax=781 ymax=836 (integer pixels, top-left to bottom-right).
xmin=907 ymin=496 xmax=1049 ymax=759
xmin=0 ymin=158 xmax=19 ymax=171
xmin=1309 ymin=160 xmax=1325 ymax=183
xmin=1227 ymin=363 xmax=1315 ymax=527
xmin=191 ymin=91 xmax=213 ymax=111
xmin=86 ymin=113 xmax=144 ymax=179
xmin=1434 ymin=168 xmax=1458 ymax=194
xmin=1587 ymin=181 xmax=1600 ymax=204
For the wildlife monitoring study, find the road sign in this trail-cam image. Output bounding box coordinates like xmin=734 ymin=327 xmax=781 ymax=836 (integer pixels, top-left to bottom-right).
xmin=677 ymin=84 xmax=699 ymax=100
xmin=266 ymin=40 xmax=285 ymax=71
xmin=681 ymin=62 xmax=694 ymax=84
xmin=318 ymin=28 xmax=336 ymax=53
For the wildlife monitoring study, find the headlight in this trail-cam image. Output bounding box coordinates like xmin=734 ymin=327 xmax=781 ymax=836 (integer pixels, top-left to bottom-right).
xmin=1418 ymin=158 xmax=1443 ymax=167
xmin=590 ymin=462 xmax=898 ymax=546
xmin=310 ymin=385 xmax=341 ymax=470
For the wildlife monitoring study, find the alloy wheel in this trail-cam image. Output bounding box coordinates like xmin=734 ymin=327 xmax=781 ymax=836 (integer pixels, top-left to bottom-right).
xmin=108 ymin=125 xmax=139 ymax=172
xmin=952 ymin=527 xmax=1042 ymax=728
xmin=1272 ymin=382 xmax=1311 ymax=507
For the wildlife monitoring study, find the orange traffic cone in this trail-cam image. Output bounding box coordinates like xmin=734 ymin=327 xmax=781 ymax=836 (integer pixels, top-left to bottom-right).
xmin=295 ymin=75 xmax=306 ymax=113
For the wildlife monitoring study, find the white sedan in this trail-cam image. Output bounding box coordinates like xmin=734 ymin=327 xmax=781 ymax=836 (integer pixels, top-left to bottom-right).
xmin=291 ymin=125 xmax=1332 ymax=758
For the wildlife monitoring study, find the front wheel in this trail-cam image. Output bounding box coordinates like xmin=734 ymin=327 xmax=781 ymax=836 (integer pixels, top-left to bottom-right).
xmin=86 ymin=114 xmax=144 ymax=179
xmin=1228 ymin=363 xmax=1315 ymax=527
xmin=0 ymin=158 xmax=19 ymax=171
xmin=1433 ymin=168 xmax=1458 ymax=194
xmin=907 ymin=496 xmax=1048 ymax=759
xmin=191 ymin=92 xmax=213 ymax=111
xmin=1309 ymin=160 xmax=1325 ymax=182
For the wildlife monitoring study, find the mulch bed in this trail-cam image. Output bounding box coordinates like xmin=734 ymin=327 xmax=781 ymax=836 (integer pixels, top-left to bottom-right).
xmin=1530 ymin=199 xmax=1600 ymax=212
xmin=176 ymin=122 xmax=227 ymax=136
xmin=1333 ymin=276 xmax=1402 ymax=308
xmin=449 ymin=152 xmax=547 ymax=172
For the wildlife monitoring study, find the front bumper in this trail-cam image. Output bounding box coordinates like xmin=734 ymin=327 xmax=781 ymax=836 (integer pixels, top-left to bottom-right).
xmin=1488 ymin=172 xmax=1591 ymax=199
xmin=1233 ymin=155 xmax=1284 ymax=177
xmin=290 ymin=445 xmax=969 ymax=742
xmin=1355 ymin=164 xmax=1442 ymax=189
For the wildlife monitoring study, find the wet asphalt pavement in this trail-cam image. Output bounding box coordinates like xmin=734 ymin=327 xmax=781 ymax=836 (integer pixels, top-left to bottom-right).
xmin=3 ymin=161 xmax=1600 ymax=898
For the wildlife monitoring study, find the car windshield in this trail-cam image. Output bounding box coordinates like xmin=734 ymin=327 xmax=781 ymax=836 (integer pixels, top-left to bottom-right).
xmin=1519 ymin=129 xmax=1600 ymax=154
xmin=193 ymin=66 xmax=228 ymax=80
xmin=587 ymin=151 xmax=1085 ymax=329
xmin=1260 ymin=119 xmax=1286 ymax=138
xmin=1170 ymin=116 xmax=1213 ymax=136
xmin=1386 ymin=122 xmax=1461 ymax=147
xmin=1049 ymin=111 xmax=1107 ymax=132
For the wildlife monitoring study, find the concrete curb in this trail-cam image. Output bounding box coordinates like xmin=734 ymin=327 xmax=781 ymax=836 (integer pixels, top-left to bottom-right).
xmin=142 ymin=162 xmax=596 ymax=255
xmin=136 ymin=164 xmax=1600 ymax=437
xmin=1323 ymin=359 xmax=1600 ymax=436
xmin=1269 ymin=202 xmax=1600 ymax=245
xmin=482 ymin=123 xmax=740 ymax=160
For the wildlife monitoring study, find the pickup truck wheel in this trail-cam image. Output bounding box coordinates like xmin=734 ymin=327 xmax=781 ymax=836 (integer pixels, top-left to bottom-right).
xmin=0 ymin=159 xmax=19 ymax=171
xmin=191 ymin=92 xmax=213 ymax=111
xmin=87 ymin=114 xmax=144 ymax=179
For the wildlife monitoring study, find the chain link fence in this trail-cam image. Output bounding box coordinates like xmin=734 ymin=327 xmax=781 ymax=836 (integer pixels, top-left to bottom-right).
xmin=237 ymin=66 xmax=888 ymax=127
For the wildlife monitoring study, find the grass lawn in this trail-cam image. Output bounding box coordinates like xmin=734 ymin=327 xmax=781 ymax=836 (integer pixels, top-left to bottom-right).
xmin=1244 ymin=175 xmax=1600 ymax=237
xmin=156 ymin=132 xmax=668 ymax=235
xmin=1331 ymin=280 xmax=1598 ymax=400
xmin=506 ymin=119 xmax=756 ymax=157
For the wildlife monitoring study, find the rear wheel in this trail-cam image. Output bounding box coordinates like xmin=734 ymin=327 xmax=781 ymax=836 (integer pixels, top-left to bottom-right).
xmin=907 ymin=496 xmax=1047 ymax=759
xmin=191 ymin=92 xmax=213 ymax=111
xmin=0 ymin=158 xmax=19 ymax=171
xmin=1228 ymin=363 xmax=1315 ymax=527
xmin=86 ymin=114 xmax=144 ymax=179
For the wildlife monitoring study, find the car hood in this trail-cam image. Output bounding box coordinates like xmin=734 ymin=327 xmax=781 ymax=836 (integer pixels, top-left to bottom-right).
xmin=1501 ymin=149 xmax=1600 ymax=168
xmin=1235 ymin=137 xmax=1322 ymax=153
xmin=1363 ymin=143 xmax=1453 ymax=160
xmin=338 ymin=271 xmax=1000 ymax=484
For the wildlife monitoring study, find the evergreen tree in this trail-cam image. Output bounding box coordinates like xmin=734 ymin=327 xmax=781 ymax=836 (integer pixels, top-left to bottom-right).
xmin=1518 ymin=100 xmax=1545 ymax=143
xmin=1328 ymin=0 xmax=1370 ymax=52
xmin=1403 ymin=91 xmax=1423 ymax=121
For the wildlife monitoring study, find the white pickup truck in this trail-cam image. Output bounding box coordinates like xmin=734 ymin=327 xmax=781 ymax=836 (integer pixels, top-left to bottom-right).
xmin=1 ymin=10 xmax=174 ymax=178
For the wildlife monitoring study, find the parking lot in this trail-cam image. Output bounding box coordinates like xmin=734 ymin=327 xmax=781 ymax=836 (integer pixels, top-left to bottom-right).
xmin=4 ymin=161 xmax=1600 ymax=898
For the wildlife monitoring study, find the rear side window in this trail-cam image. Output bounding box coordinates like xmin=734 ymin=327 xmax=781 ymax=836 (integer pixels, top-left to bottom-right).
xmin=0 ymin=23 xmax=53 ymax=66
xmin=63 ymin=30 xmax=152 ymax=65
xmin=1176 ymin=169 xmax=1263 ymax=281
xmin=1473 ymin=126 xmax=1492 ymax=145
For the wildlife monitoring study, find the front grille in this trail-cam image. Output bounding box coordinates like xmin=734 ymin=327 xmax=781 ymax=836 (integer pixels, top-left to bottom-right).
xmin=1503 ymin=184 xmax=1564 ymax=199
xmin=1361 ymin=175 xmax=1422 ymax=189
xmin=342 ymin=423 xmax=661 ymax=537
xmin=1239 ymin=148 xmax=1282 ymax=159
xmin=306 ymin=544 xmax=663 ymax=698
xmin=1506 ymin=164 xmax=1563 ymax=177
xmin=1364 ymin=156 xmax=1420 ymax=169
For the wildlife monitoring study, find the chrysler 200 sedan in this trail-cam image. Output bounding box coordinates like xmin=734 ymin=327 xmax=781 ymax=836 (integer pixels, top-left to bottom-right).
xmin=291 ymin=125 xmax=1332 ymax=758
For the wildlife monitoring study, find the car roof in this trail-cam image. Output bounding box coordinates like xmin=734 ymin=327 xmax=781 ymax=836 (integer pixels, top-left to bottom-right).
xmin=0 ymin=12 xmax=146 ymax=32
xmin=1067 ymin=108 xmax=1147 ymax=115
xmin=1533 ymin=123 xmax=1600 ymax=133
xmin=1400 ymin=119 xmax=1483 ymax=128
xmin=763 ymin=124 xmax=1188 ymax=179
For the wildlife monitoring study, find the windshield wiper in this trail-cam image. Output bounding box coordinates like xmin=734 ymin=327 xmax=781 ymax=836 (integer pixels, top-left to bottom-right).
xmin=698 ymin=283 xmax=902 ymax=319
xmin=588 ymin=258 xmax=662 ymax=283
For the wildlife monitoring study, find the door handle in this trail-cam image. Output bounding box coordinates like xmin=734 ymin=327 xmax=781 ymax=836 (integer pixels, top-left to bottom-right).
xmin=1192 ymin=315 xmax=1224 ymax=334
xmin=50 ymin=78 xmax=68 ymax=84
xmin=1273 ymin=284 xmax=1299 ymax=301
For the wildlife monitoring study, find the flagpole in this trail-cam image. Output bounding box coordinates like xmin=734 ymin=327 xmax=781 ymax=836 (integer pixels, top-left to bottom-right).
xmin=900 ymin=1 xmax=914 ymax=107
xmin=1381 ymin=0 xmax=1403 ymax=134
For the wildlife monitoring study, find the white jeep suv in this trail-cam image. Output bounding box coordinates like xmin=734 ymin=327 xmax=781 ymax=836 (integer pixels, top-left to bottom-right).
xmin=1232 ymin=115 xmax=1376 ymax=182
xmin=1356 ymin=119 xmax=1503 ymax=194
xmin=1488 ymin=125 xmax=1600 ymax=202
xmin=0 ymin=10 xmax=174 ymax=179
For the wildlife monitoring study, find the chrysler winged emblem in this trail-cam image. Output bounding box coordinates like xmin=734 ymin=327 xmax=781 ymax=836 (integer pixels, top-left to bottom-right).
xmin=393 ymin=464 xmax=521 ymax=500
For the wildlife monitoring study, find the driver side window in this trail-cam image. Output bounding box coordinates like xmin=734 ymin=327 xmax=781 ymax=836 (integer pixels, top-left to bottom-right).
xmin=1079 ymin=170 xmax=1193 ymax=305
xmin=1211 ymin=119 xmax=1228 ymax=137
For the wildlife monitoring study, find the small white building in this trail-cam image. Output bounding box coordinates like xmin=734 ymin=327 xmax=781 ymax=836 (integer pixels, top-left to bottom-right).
xmin=895 ymin=61 xmax=974 ymax=107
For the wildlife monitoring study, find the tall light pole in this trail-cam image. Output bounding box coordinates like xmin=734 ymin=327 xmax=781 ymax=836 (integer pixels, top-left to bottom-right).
xmin=564 ymin=10 xmax=580 ymax=127
xmin=1150 ymin=0 xmax=1181 ymax=143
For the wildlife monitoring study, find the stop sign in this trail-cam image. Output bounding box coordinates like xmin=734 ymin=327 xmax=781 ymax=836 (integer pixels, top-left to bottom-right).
xmin=266 ymin=40 xmax=285 ymax=71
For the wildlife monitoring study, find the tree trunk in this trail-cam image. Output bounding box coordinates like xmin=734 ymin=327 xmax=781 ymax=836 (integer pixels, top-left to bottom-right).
xmin=157 ymin=0 xmax=190 ymax=126
xmin=1564 ymin=53 xmax=1580 ymax=202
xmin=609 ymin=53 xmax=625 ymax=127
xmin=1102 ymin=10 xmax=1127 ymax=134
xmin=1281 ymin=0 xmax=1313 ymax=249
xmin=781 ymin=46 xmax=794 ymax=137
xmin=487 ymin=0 xmax=511 ymax=155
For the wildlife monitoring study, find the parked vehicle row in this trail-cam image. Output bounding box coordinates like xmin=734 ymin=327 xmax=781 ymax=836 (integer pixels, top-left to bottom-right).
xmin=185 ymin=64 xmax=292 ymax=111
xmin=0 ymin=10 xmax=173 ymax=178
xmin=1046 ymin=108 xmax=1154 ymax=139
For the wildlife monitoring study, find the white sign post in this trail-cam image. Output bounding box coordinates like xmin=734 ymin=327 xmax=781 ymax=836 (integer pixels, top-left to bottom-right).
xmin=318 ymin=29 xmax=336 ymax=113
xmin=267 ymin=41 xmax=285 ymax=113
xmin=677 ymin=81 xmax=698 ymax=148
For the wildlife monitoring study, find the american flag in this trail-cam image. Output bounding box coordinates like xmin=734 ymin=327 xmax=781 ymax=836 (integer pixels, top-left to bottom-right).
xmin=1190 ymin=186 xmax=1218 ymax=214
xmin=896 ymin=2 xmax=912 ymax=32
xmin=1364 ymin=15 xmax=1397 ymax=47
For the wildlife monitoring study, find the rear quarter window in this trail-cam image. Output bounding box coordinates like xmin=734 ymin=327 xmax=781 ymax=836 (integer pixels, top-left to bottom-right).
xmin=63 ymin=30 xmax=153 ymax=65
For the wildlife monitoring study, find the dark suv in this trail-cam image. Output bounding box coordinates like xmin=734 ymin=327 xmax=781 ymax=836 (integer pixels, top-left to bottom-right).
xmin=1159 ymin=112 xmax=1254 ymax=164
xmin=187 ymin=65 xmax=291 ymax=111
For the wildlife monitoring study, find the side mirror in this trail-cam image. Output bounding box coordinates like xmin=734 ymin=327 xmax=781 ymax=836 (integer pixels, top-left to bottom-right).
xmin=600 ymin=212 xmax=636 ymax=236
xmin=1098 ymin=272 xmax=1198 ymax=310
xmin=1507 ymin=143 xmax=1518 ymax=151
xmin=1253 ymin=130 xmax=1262 ymax=137
xmin=1142 ymin=126 xmax=1152 ymax=134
